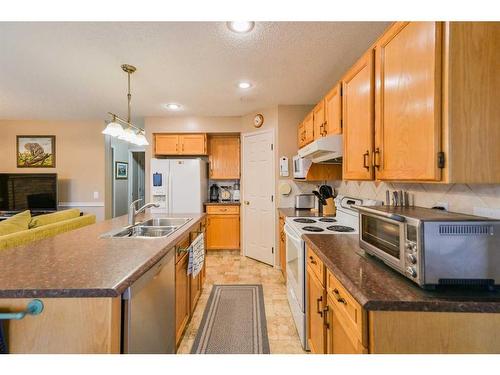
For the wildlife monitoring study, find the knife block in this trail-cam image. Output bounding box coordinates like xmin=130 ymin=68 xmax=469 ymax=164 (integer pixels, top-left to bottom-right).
xmin=323 ymin=197 xmax=336 ymax=216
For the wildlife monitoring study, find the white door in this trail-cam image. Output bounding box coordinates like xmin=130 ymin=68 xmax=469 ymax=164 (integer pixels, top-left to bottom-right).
xmin=242 ymin=130 xmax=275 ymax=265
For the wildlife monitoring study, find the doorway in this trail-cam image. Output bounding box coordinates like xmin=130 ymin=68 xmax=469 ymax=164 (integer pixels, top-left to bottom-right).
xmin=241 ymin=129 xmax=276 ymax=266
xmin=128 ymin=150 xmax=146 ymax=207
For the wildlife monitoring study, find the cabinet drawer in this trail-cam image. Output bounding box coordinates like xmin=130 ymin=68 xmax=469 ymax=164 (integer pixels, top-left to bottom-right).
xmin=326 ymin=270 xmax=367 ymax=346
xmin=306 ymin=247 xmax=324 ymax=286
xmin=206 ymin=205 xmax=240 ymax=215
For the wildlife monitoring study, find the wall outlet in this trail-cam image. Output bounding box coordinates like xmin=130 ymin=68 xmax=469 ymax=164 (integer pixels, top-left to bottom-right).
xmin=93 ymin=191 xmax=99 ymax=200
xmin=434 ymin=201 xmax=449 ymax=211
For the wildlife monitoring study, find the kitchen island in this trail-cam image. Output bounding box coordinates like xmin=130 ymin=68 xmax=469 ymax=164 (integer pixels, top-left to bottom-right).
xmin=303 ymin=233 xmax=500 ymax=353
xmin=0 ymin=212 xmax=206 ymax=353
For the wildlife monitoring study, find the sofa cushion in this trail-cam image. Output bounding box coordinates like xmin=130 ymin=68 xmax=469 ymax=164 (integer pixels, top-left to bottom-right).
xmin=0 ymin=210 xmax=31 ymax=236
xmin=29 ymin=208 xmax=81 ymax=229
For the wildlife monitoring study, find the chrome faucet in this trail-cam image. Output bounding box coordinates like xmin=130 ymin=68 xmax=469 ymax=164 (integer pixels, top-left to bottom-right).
xmin=128 ymin=199 xmax=160 ymax=226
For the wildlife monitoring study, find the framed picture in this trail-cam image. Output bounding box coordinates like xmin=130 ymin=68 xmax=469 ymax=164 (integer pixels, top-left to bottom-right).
xmin=17 ymin=135 xmax=56 ymax=168
xmin=115 ymin=161 xmax=128 ymax=180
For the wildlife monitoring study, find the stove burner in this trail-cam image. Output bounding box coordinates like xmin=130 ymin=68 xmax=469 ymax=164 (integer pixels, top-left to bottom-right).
xmin=327 ymin=225 xmax=355 ymax=233
xmin=293 ymin=218 xmax=316 ymax=224
xmin=318 ymin=218 xmax=337 ymax=223
xmin=302 ymin=226 xmax=324 ymax=232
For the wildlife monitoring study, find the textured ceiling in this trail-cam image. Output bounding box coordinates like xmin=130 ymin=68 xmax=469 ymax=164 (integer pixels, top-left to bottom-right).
xmin=0 ymin=22 xmax=389 ymax=121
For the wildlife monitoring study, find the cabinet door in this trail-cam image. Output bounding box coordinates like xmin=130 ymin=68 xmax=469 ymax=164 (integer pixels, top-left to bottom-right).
xmin=313 ymin=100 xmax=326 ymax=140
xmin=325 ymin=83 xmax=342 ymax=135
xmin=175 ymin=253 xmax=190 ymax=346
xmin=303 ymin=112 xmax=315 ymax=145
xmin=190 ymin=272 xmax=202 ymax=313
xmin=209 ymin=136 xmax=240 ymax=179
xmin=326 ymin=295 xmax=365 ymax=354
xmin=307 ymin=267 xmax=326 ymax=354
xmin=279 ymin=215 xmax=286 ymax=280
xmin=298 ymin=122 xmax=306 ymax=148
xmin=179 ymin=134 xmax=207 ymax=155
xmin=206 ymin=214 xmax=240 ymax=250
xmin=155 ymin=134 xmax=180 ymax=155
xmin=342 ymin=50 xmax=375 ymax=180
xmin=375 ymin=22 xmax=442 ymax=181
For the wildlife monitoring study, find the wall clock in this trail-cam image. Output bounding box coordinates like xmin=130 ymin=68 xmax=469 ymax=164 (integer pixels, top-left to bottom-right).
xmin=253 ymin=113 xmax=264 ymax=128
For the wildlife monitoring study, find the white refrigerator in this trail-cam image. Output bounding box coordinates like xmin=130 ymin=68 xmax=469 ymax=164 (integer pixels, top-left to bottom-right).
xmin=150 ymin=158 xmax=207 ymax=214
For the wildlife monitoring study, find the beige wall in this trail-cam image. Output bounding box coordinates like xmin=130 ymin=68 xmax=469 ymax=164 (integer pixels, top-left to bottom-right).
xmin=0 ymin=120 xmax=106 ymax=220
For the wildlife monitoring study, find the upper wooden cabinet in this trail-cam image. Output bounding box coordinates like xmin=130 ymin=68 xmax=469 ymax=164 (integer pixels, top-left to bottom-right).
xmin=313 ymin=100 xmax=326 ymax=140
xmin=374 ymin=22 xmax=442 ymax=181
xmin=342 ymin=50 xmax=375 ymax=181
xmin=298 ymin=122 xmax=306 ymax=148
xmin=303 ymin=112 xmax=315 ymax=146
xmin=155 ymin=133 xmax=207 ymax=156
xmin=324 ymin=83 xmax=342 ymax=136
xmin=208 ymin=135 xmax=240 ymax=179
xmin=155 ymin=134 xmax=179 ymax=155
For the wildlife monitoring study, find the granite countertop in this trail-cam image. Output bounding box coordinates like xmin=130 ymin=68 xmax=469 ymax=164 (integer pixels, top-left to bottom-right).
xmin=278 ymin=208 xmax=334 ymax=217
xmin=204 ymin=202 xmax=241 ymax=205
xmin=303 ymin=234 xmax=500 ymax=313
xmin=0 ymin=212 xmax=205 ymax=299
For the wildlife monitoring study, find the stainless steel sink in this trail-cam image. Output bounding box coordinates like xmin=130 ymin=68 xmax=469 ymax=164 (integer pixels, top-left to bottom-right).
xmin=139 ymin=218 xmax=191 ymax=227
xmin=101 ymin=217 xmax=192 ymax=239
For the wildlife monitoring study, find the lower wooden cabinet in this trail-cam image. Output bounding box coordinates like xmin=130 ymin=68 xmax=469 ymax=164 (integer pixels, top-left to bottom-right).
xmin=175 ymin=251 xmax=190 ymax=346
xmin=326 ymin=295 xmax=366 ymax=354
xmin=306 ymin=265 xmax=326 ymax=353
xmin=206 ymin=205 xmax=240 ymax=250
xmin=279 ymin=214 xmax=286 ymax=280
xmin=175 ymin=221 xmax=207 ymax=348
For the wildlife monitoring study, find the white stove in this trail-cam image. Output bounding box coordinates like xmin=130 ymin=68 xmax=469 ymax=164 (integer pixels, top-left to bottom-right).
xmin=284 ymin=195 xmax=382 ymax=350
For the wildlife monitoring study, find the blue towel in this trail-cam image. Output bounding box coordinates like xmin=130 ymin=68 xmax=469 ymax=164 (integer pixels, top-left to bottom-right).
xmin=0 ymin=320 xmax=7 ymax=354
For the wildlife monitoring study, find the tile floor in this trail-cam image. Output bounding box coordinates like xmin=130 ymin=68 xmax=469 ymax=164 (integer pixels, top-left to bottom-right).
xmin=177 ymin=250 xmax=307 ymax=354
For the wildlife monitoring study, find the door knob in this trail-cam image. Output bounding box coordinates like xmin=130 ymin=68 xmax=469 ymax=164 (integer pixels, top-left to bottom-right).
xmin=244 ymin=201 xmax=250 ymax=205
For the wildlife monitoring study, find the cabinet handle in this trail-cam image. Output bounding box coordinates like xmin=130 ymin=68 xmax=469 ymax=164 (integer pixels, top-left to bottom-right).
xmin=333 ymin=288 xmax=347 ymax=305
xmin=372 ymin=148 xmax=381 ymax=170
xmin=309 ymin=256 xmax=317 ymax=265
xmin=322 ymin=122 xmax=327 ymax=136
xmin=182 ymin=144 xmax=185 ymax=152
xmin=363 ymin=150 xmax=370 ymax=170
xmin=176 ymin=143 xmax=179 ymax=152
xmin=323 ymin=305 xmax=330 ymax=329
xmin=176 ymin=246 xmax=190 ymax=254
xmin=316 ymin=296 xmax=323 ymax=317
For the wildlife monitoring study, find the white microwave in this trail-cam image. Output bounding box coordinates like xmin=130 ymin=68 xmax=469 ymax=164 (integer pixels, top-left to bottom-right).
xmin=292 ymin=155 xmax=312 ymax=179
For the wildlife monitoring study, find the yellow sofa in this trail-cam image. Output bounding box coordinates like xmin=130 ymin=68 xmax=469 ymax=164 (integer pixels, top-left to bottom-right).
xmin=0 ymin=209 xmax=96 ymax=251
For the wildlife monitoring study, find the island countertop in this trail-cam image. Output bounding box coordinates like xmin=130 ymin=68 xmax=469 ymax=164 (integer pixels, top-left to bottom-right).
xmin=303 ymin=233 xmax=500 ymax=313
xmin=0 ymin=212 xmax=205 ymax=299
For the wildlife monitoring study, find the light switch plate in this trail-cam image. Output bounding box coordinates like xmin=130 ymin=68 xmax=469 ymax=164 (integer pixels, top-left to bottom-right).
xmin=93 ymin=191 xmax=99 ymax=200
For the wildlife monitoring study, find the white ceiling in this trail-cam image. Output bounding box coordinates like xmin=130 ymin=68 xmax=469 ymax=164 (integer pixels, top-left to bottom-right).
xmin=0 ymin=22 xmax=389 ymax=121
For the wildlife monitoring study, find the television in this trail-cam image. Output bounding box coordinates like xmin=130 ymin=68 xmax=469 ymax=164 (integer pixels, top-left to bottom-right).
xmin=0 ymin=173 xmax=58 ymax=213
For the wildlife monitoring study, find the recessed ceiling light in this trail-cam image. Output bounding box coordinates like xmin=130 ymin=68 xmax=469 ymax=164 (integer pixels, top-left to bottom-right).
xmin=164 ymin=103 xmax=181 ymax=110
xmin=227 ymin=21 xmax=255 ymax=34
xmin=238 ymin=81 xmax=252 ymax=89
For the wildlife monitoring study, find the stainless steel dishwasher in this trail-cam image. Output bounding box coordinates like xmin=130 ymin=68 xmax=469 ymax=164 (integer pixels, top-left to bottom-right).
xmin=122 ymin=248 xmax=175 ymax=353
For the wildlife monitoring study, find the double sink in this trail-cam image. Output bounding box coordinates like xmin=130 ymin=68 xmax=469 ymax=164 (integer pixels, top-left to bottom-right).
xmin=102 ymin=217 xmax=192 ymax=239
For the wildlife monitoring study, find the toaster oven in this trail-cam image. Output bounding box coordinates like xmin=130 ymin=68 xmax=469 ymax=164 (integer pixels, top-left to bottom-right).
xmin=357 ymin=206 xmax=500 ymax=289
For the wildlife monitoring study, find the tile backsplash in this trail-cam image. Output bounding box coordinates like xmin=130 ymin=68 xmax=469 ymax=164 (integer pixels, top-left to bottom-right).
xmin=333 ymin=181 xmax=500 ymax=217
xmin=278 ymin=178 xmax=500 ymax=218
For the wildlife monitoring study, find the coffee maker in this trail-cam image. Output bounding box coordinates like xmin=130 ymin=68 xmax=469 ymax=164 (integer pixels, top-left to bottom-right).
xmin=209 ymin=184 xmax=220 ymax=202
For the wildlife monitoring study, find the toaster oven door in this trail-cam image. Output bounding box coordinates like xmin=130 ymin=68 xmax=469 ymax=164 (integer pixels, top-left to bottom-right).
xmin=360 ymin=212 xmax=406 ymax=271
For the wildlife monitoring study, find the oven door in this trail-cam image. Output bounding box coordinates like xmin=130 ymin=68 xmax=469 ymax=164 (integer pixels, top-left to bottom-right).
xmin=284 ymin=223 xmax=305 ymax=311
xmin=359 ymin=212 xmax=406 ymax=272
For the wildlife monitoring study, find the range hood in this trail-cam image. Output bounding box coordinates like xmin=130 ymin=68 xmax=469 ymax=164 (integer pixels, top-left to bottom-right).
xmin=298 ymin=134 xmax=343 ymax=163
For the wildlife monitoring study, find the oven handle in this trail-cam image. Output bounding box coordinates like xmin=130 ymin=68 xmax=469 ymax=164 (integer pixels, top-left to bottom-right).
xmin=284 ymin=223 xmax=302 ymax=243
xmin=357 ymin=206 xmax=406 ymax=222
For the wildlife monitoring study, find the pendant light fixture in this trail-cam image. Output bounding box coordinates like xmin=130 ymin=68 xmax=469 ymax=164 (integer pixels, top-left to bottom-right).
xmin=102 ymin=64 xmax=149 ymax=146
